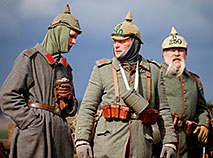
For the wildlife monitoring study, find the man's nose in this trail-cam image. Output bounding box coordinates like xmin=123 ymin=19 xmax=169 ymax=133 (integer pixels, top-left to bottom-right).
xmin=114 ymin=42 xmax=120 ymax=48
xmin=72 ymin=38 xmax=76 ymax=44
xmin=174 ymin=50 xmax=180 ymax=55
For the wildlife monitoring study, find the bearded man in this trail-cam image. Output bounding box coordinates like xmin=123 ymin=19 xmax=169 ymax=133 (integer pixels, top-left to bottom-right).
xmin=161 ymin=27 xmax=210 ymax=158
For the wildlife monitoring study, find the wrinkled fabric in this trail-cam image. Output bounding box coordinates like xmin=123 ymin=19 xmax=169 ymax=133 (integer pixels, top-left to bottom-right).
xmin=0 ymin=43 xmax=77 ymax=158
xmin=41 ymin=25 xmax=70 ymax=54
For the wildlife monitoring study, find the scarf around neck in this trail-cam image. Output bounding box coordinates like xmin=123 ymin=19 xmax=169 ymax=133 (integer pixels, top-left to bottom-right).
xmin=116 ymin=38 xmax=141 ymax=66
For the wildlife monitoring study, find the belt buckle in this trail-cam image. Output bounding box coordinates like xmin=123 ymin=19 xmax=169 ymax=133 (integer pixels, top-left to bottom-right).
xmin=177 ymin=120 xmax=183 ymax=127
xmin=54 ymin=107 xmax=61 ymax=115
xmin=131 ymin=113 xmax=139 ymax=120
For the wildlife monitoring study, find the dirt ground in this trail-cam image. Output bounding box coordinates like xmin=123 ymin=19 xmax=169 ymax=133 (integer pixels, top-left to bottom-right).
xmin=0 ymin=104 xmax=212 ymax=158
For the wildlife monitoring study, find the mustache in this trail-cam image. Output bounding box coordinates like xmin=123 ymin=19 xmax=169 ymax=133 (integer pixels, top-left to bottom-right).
xmin=166 ymin=56 xmax=185 ymax=76
xmin=172 ymin=56 xmax=182 ymax=61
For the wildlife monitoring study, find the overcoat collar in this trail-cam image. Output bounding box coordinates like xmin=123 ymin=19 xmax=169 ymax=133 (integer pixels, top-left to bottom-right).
xmin=34 ymin=43 xmax=68 ymax=68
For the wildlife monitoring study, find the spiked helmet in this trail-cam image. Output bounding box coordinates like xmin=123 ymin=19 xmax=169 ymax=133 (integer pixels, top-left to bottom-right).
xmin=111 ymin=11 xmax=143 ymax=44
xmin=162 ymin=26 xmax=187 ymax=50
xmin=48 ymin=4 xmax=82 ymax=34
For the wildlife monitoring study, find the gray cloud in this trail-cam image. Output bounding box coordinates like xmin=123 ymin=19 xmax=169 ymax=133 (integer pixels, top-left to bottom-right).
xmin=0 ymin=0 xmax=213 ymax=102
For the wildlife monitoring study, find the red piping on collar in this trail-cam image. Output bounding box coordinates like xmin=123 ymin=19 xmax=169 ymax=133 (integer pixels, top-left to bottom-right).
xmin=45 ymin=53 xmax=55 ymax=64
xmin=61 ymin=57 xmax=67 ymax=68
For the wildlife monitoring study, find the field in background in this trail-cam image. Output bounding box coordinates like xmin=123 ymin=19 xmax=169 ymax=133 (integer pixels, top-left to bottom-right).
xmin=0 ymin=116 xmax=12 ymax=140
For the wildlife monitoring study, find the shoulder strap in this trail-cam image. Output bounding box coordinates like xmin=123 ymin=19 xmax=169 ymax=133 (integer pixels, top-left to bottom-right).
xmin=188 ymin=71 xmax=199 ymax=89
xmin=188 ymin=71 xmax=199 ymax=103
xmin=146 ymin=70 xmax=151 ymax=103
xmin=96 ymin=58 xmax=112 ymax=67
xmin=112 ymin=65 xmax=120 ymax=102
xmin=24 ymin=47 xmax=38 ymax=57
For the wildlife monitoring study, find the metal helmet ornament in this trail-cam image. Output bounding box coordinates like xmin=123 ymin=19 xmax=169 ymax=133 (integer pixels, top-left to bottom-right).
xmin=111 ymin=11 xmax=143 ymax=44
xmin=48 ymin=4 xmax=82 ymax=34
xmin=162 ymin=26 xmax=187 ymax=50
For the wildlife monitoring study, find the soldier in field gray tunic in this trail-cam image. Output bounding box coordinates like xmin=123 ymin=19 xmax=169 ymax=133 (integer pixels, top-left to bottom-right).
xmin=75 ymin=11 xmax=177 ymax=158
xmin=0 ymin=4 xmax=82 ymax=158
xmin=160 ymin=27 xmax=210 ymax=158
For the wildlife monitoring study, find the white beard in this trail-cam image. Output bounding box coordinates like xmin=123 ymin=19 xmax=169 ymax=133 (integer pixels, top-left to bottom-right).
xmin=166 ymin=56 xmax=185 ymax=77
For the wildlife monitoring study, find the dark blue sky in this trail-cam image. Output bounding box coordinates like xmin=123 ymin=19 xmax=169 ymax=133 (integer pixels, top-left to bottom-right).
xmin=0 ymin=0 xmax=213 ymax=103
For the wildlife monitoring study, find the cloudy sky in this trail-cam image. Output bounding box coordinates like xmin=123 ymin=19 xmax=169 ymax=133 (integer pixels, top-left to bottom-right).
xmin=0 ymin=0 xmax=213 ymax=103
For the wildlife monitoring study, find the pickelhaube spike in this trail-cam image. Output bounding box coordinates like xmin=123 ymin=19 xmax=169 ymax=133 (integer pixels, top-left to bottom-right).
xmin=48 ymin=4 xmax=82 ymax=34
xmin=170 ymin=26 xmax=178 ymax=36
xmin=125 ymin=10 xmax=133 ymax=22
xmin=111 ymin=10 xmax=143 ymax=44
xmin=64 ymin=4 xmax=71 ymax=14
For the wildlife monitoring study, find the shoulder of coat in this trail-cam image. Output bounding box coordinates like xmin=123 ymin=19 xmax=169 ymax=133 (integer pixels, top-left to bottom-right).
xmin=23 ymin=47 xmax=38 ymax=58
xmin=147 ymin=59 xmax=161 ymax=68
xmin=96 ymin=58 xmax=112 ymax=67
xmin=188 ymin=71 xmax=200 ymax=79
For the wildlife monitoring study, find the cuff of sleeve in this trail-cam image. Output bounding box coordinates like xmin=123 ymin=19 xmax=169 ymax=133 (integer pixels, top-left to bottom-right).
xmin=75 ymin=140 xmax=90 ymax=147
xmin=163 ymin=143 xmax=176 ymax=151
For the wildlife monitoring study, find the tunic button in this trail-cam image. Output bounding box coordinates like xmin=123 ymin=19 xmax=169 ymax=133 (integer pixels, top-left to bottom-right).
xmin=184 ymin=106 xmax=187 ymax=109
xmin=184 ymin=90 xmax=186 ymax=94
xmin=131 ymin=80 xmax=134 ymax=83
xmin=184 ymin=98 xmax=187 ymax=102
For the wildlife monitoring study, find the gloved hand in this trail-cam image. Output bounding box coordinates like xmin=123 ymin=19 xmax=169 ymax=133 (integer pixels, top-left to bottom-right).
xmin=193 ymin=125 xmax=209 ymax=143
xmin=76 ymin=144 xmax=93 ymax=158
xmin=55 ymin=79 xmax=72 ymax=110
xmin=160 ymin=144 xmax=176 ymax=158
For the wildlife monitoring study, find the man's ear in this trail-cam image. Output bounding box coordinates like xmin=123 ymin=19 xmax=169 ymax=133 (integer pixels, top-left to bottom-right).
xmin=162 ymin=51 xmax=165 ymax=59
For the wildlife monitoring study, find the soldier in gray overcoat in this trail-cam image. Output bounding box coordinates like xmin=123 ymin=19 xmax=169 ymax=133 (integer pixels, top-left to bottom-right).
xmin=0 ymin=4 xmax=82 ymax=158
xmin=160 ymin=27 xmax=210 ymax=158
xmin=75 ymin=11 xmax=177 ymax=158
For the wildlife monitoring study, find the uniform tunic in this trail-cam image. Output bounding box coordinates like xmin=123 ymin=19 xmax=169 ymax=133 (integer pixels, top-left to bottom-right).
xmin=0 ymin=43 xmax=78 ymax=158
xmin=76 ymin=56 xmax=177 ymax=158
xmin=161 ymin=61 xmax=210 ymax=158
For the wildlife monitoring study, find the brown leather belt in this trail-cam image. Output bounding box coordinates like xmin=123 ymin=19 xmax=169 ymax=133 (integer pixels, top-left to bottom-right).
xmin=28 ymin=101 xmax=61 ymax=116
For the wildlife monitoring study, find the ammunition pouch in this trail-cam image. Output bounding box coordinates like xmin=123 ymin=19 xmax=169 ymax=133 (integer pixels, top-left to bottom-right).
xmin=140 ymin=109 xmax=159 ymax=124
xmin=101 ymin=104 xmax=130 ymax=121
xmin=121 ymin=88 xmax=149 ymax=115
xmin=101 ymin=104 xmax=158 ymax=124
xmin=171 ymin=112 xmax=198 ymax=134
xmin=183 ymin=120 xmax=198 ymax=134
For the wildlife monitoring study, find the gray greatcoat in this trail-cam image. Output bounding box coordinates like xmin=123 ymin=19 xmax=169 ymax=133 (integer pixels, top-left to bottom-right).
xmin=76 ymin=56 xmax=177 ymax=158
xmin=0 ymin=43 xmax=77 ymax=158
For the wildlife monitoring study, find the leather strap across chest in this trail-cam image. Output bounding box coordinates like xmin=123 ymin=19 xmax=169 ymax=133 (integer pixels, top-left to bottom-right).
xmin=112 ymin=65 xmax=151 ymax=103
